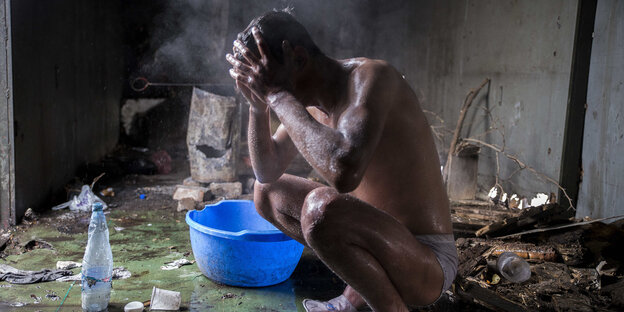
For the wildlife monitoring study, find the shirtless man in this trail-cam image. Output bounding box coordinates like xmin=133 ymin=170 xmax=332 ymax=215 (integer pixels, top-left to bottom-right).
xmin=226 ymin=11 xmax=457 ymax=312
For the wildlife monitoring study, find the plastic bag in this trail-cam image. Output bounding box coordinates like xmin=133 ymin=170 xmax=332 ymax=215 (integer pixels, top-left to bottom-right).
xmin=52 ymin=185 xmax=107 ymax=212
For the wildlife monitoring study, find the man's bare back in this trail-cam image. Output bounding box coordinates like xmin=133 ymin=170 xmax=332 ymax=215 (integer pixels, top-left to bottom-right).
xmin=306 ymin=58 xmax=452 ymax=235
xmin=226 ymin=11 xmax=456 ymax=312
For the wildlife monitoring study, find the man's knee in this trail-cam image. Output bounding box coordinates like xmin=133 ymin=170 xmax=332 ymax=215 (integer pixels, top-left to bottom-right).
xmin=301 ymin=187 xmax=344 ymax=244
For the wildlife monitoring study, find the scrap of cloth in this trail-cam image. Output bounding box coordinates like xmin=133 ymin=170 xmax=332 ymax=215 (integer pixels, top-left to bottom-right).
xmin=0 ymin=264 xmax=73 ymax=284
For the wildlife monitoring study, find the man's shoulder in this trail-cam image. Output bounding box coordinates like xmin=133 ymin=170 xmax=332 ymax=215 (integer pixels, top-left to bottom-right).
xmin=343 ymin=58 xmax=395 ymax=75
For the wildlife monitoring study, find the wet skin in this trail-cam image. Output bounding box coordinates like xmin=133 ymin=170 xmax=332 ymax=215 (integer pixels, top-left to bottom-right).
xmin=226 ymin=27 xmax=453 ymax=311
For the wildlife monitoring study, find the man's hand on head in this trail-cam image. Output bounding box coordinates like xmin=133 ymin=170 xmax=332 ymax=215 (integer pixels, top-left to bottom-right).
xmin=226 ymin=27 xmax=295 ymax=109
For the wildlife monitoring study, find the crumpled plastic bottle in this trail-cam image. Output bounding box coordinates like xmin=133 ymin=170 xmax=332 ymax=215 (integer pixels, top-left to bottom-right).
xmin=496 ymin=252 xmax=531 ymax=283
xmin=52 ymin=185 xmax=107 ymax=212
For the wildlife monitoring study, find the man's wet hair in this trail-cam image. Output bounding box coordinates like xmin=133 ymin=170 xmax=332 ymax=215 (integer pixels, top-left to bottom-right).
xmin=237 ymin=10 xmax=322 ymax=64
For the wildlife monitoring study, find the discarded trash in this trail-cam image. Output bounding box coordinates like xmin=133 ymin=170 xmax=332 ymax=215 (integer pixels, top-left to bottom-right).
xmin=100 ymin=187 xmax=115 ymax=197
xmin=82 ymin=202 xmax=113 ymax=311
xmin=114 ymin=226 xmax=125 ymax=232
xmin=124 ymin=301 xmax=145 ymax=312
xmin=22 ymin=208 xmax=38 ymax=224
xmin=56 ymin=266 xmax=131 ymax=282
xmin=23 ymin=239 xmax=54 ymax=252
xmin=52 ymin=185 xmax=107 ymax=212
xmin=112 ymin=267 xmax=132 ymax=280
xmin=150 ymin=287 xmax=181 ymax=311
xmin=56 ymin=261 xmax=82 ymax=270
xmin=529 ymin=193 xmax=549 ymax=207
xmin=0 ymin=264 xmax=73 ymax=284
xmin=139 ymin=194 xmax=146 ymax=200
xmin=496 ymin=252 xmax=531 ymax=283
xmin=160 ymin=259 xmax=195 ymax=270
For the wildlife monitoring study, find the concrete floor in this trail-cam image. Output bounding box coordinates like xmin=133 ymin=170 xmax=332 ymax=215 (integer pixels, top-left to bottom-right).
xmin=0 ymin=172 xmax=348 ymax=311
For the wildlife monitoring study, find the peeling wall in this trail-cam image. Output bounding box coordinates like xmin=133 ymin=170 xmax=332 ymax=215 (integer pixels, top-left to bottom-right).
xmin=10 ymin=1 xmax=124 ymax=220
xmin=577 ymin=0 xmax=624 ymax=219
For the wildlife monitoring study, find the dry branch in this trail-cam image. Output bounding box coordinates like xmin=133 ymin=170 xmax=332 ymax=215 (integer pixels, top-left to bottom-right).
xmin=443 ymin=78 xmax=490 ymax=185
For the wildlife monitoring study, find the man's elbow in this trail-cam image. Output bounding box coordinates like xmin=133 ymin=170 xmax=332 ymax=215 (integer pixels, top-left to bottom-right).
xmin=330 ymin=169 xmax=362 ymax=193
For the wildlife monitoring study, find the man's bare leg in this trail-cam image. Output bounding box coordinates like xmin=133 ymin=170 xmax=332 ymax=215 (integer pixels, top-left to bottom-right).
xmin=253 ymin=174 xmax=324 ymax=245
xmin=254 ymin=174 xmax=369 ymax=310
xmin=301 ymin=187 xmax=445 ymax=311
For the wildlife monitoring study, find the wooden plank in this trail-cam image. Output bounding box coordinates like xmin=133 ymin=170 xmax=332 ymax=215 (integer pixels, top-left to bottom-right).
xmin=457 ymin=281 xmax=528 ymax=312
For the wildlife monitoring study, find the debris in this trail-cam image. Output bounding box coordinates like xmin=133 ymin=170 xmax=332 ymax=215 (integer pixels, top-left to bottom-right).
xmin=100 ymin=187 xmax=115 ymax=197
xmin=45 ymin=293 xmax=60 ymax=301
xmin=0 ymin=264 xmax=73 ymax=284
xmin=220 ymin=292 xmax=238 ymax=300
xmin=30 ymin=294 xmax=41 ymax=304
xmin=23 ymin=239 xmax=54 ymax=252
xmin=475 ymin=203 xmax=572 ymax=237
xmin=150 ymin=286 xmax=181 ymax=311
xmin=51 ymin=185 xmax=107 ymax=212
xmin=183 ymin=177 xmax=202 ymax=187
xmin=114 ymin=227 xmax=125 ymax=232
xmin=161 ymin=259 xmax=195 ymax=270
xmin=150 ymin=150 xmax=172 ymax=174
xmin=56 ymin=266 xmax=131 ymax=282
xmin=529 ymin=193 xmax=549 ymax=207
xmin=56 ymin=261 xmax=81 ymax=270
xmin=490 ymin=243 xmax=557 ymax=261
xmin=124 ymin=301 xmax=145 ymax=312
xmin=112 ymin=267 xmax=132 ymax=279
xmin=496 ymin=252 xmax=531 ymax=283
xmin=22 ymin=208 xmax=38 ymax=224
xmin=596 ymin=260 xmax=618 ymax=277
xmin=139 ymin=194 xmax=146 ymax=200
xmin=177 ymin=198 xmax=196 ymax=212
xmin=456 ymin=280 xmax=528 ymax=312
xmin=209 ymin=182 xmax=242 ymax=199
xmin=173 ymin=185 xmax=210 ymax=202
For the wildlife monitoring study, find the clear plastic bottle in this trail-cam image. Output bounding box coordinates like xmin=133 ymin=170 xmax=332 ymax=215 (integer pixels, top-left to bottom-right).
xmin=81 ymin=202 xmax=113 ymax=311
xmin=496 ymin=252 xmax=531 ymax=283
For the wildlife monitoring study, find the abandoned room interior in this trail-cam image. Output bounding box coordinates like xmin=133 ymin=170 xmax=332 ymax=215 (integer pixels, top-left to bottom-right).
xmin=0 ymin=0 xmax=623 ymax=311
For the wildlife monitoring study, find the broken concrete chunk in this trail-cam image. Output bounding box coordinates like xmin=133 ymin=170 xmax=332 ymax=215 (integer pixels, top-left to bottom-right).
xmin=177 ymin=198 xmax=196 ymax=212
xmin=209 ymin=182 xmax=242 ymax=199
xmin=187 ymin=88 xmax=240 ymax=183
xmin=173 ymin=185 xmax=210 ymax=202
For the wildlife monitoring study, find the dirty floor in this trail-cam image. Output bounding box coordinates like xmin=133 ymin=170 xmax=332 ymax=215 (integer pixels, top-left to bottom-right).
xmin=0 ymin=169 xmax=354 ymax=311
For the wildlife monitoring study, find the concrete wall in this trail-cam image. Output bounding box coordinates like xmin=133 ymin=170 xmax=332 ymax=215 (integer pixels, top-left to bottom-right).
xmin=385 ymin=0 xmax=578 ymax=197
xmin=577 ymin=0 xmax=624 ymax=219
xmin=10 ymin=1 xmax=124 ymax=220
xmin=137 ymin=0 xmax=578 ymax=198
xmin=0 ymin=0 xmax=14 ymax=228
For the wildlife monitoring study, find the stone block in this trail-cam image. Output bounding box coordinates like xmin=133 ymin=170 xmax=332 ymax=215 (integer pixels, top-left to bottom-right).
xmin=173 ymin=185 xmax=210 ymax=202
xmin=177 ymin=198 xmax=196 ymax=212
xmin=209 ymin=182 xmax=242 ymax=199
xmin=187 ymin=88 xmax=240 ymax=183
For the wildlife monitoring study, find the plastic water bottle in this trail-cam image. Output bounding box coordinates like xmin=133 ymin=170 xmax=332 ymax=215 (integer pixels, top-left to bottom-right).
xmin=81 ymin=202 xmax=113 ymax=311
xmin=496 ymin=252 xmax=531 ymax=283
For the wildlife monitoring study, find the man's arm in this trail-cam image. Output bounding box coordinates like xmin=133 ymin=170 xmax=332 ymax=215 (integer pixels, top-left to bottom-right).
xmin=247 ymin=106 xmax=299 ymax=183
xmin=268 ymin=63 xmax=394 ymax=193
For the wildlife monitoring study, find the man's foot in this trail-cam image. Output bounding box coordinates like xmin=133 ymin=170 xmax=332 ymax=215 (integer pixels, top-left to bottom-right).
xmin=303 ymin=295 xmax=358 ymax=312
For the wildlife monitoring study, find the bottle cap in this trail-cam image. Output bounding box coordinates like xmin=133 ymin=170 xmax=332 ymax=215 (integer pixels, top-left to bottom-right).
xmin=92 ymin=202 xmax=104 ymax=211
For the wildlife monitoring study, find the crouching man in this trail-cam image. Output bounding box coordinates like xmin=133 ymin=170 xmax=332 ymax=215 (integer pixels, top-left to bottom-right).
xmin=226 ymin=11 xmax=457 ymax=312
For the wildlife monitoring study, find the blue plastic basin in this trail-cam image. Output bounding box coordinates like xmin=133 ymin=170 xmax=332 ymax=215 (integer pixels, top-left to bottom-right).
xmin=186 ymin=200 xmax=304 ymax=287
